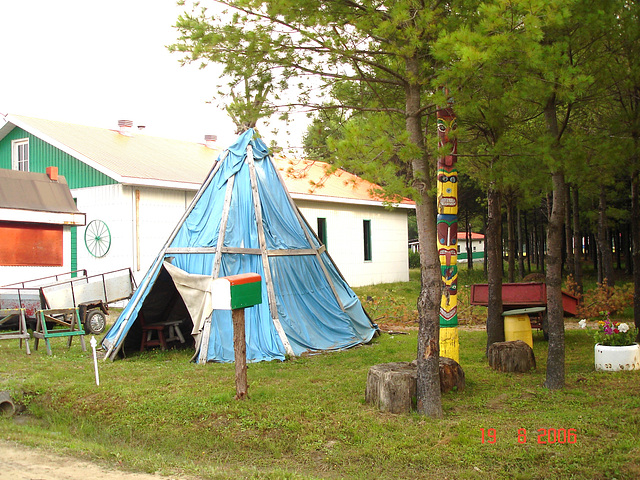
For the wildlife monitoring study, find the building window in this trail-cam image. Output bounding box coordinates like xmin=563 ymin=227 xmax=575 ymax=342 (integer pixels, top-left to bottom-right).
xmin=317 ymin=217 xmax=327 ymax=249
xmin=363 ymin=219 xmax=372 ymax=261
xmin=12 ymin=139 xmax=29 ymax=171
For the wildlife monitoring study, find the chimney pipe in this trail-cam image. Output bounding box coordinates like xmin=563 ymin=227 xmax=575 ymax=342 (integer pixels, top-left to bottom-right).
xmin=118 ymin=119 xmax=134 ymax=136
xmin=46 ymin=166 xmax=59 ymax=182
xmin=204 ymin=134 xmax=217 ymax=149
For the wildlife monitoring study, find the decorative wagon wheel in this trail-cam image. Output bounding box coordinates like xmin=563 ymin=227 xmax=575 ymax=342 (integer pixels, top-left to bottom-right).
xmin=84 ymin=219 xmax=111 ymax=258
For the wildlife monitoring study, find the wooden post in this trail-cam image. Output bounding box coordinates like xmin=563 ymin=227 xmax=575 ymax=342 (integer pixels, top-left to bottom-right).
xmin=232 ymin=308 xmax=248 ymax=400
xmin=210 ymin=273 xmax=262 ymax=399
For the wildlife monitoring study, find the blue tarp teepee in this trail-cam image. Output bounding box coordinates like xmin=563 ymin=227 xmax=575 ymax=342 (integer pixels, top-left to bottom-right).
xmin=102 ymin=129 xmax=377 ymax=362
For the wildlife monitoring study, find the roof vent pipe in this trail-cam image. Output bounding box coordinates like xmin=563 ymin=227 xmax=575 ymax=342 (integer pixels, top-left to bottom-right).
xmin=204 ymin=134 xmax=217 ymax=149
xmin=46 ymin=166 xmax=59 ymax=182
xmin=118 ymin=119 xmax=134 ymax=136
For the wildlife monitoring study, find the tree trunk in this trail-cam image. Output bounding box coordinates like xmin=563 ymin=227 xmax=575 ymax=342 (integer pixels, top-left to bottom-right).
xmin=591 ymin=232 xmax=599 ymax=272
xmin=564 ymin=184 xmax=573 ymax=276
xmin=483 ymin=212 xmax=488 ymax=275
xmin=543 ymin=94 xmax=565 ymax=390
xmin=598 ymin=186 xmax=615 ymax=287
xmin=525 ymin=213 xmax=531 ymax=273
xmin=466 ymin=215 xmax=473 ymax=270
xmin=545 ymin=172 xmax=566 ymax=389
xmin=486 ymin=182 xmax=504 ymax=354
xmin=406 ymin=56 xmax=442 ymax=418
xmin=517 ymin=207 xmax=525 ymax=280
xmin=539 ymin=207 xmax=546 ymax=273
xmin=533 ymin=209 xmax=542 ymax=271
xmin=632 ymin=163 xmax=640 ymax=342
xmin=624 ymin=224 xmax=632 ymax=276
xmin=613 ymin=229 xmax=620 ymax=271
xmin=506 ymin=196 xmax=516 ymax=283
xmin=572 ymin=187 xmax=583 ymax=295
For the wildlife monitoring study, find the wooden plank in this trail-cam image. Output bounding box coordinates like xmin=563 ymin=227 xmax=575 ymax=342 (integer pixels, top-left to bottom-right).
xmin=41 ymin=331 xmax=86 ymax=338
xmin=246 ymin=145 xmax=294 ymax=357
xmin=213 ymin=174 xmax=236 ymax=278
xmin=166 ymin=246 xmax=323 ymax=256
xmin=166 ymin=247 xmax=218 ymax=254
xmin=198 ymin=173 xmax=236 ymax=363
xmin=266 ymin=248 xmax=320 ymax=256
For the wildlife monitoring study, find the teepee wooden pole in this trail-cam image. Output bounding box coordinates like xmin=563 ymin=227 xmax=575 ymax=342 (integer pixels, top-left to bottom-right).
xmin=246 ymin=146 xmax=295 ymax=357
xmin=212 ymin=175 xmax=235 ymax=279
xmin=271 ymin=158 xmax=346 ymax=311
xmin=197 ymin=174 xmax=236 ymax=364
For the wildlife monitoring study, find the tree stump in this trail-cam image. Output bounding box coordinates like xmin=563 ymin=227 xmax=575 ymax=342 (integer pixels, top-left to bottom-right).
xmin=437 ymin=357 xmax=466 ymax=393
xmin=365 ymin=362 xmax=416 ymax=414
xmin=366 ymin=358 xmax=465 ymax=414
xmin=488 ymin=340 xmax=536 ymax=372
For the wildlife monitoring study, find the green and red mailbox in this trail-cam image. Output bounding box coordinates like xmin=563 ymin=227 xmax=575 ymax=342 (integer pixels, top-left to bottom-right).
xmin=211 ymin=273 xmax=262 ymax=310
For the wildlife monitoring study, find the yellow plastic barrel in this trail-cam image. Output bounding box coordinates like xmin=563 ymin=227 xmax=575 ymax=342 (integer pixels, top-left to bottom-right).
xmin=503 ymin=309 xmax=534 ymax=348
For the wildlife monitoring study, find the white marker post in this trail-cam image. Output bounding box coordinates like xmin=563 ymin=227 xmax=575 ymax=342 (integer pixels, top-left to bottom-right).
xmin=90 ymin=336 xmax=100 ymax=386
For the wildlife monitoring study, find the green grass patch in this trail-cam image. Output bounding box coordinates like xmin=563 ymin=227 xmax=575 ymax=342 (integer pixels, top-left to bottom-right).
xmin=0 ymin=272 xmax=638 ymax=479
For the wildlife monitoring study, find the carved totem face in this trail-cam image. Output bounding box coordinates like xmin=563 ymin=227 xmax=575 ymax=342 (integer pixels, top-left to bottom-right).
xmin=437 ymin=169 xmax=458 ymax=214
xmin=437 ymin=114 xmax=457 ymax=167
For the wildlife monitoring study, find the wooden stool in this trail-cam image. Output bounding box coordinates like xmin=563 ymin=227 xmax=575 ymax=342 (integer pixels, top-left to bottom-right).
xmin=0 ymin=309 xmax=31 ymax=355
xmin=140 ymin=314 xmax=185 ymax=351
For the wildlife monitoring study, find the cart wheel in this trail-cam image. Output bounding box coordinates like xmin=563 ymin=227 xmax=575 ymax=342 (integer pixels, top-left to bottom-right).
xmin=85 ymin=219 xmax=111 ymax=258
xmin=85 ymin=309 xmax=107 ymax=335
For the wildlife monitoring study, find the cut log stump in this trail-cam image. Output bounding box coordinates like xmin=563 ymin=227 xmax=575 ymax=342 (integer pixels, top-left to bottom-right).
xmin=488 ymin=340 xmax=536 ymax=373
xmin=365 ymin=362 xmax=416 ymax=414
xmin=365 ymin=357 xmax=465 ymax=414
xmin=437 ymin=357 xmax=466 ymax=393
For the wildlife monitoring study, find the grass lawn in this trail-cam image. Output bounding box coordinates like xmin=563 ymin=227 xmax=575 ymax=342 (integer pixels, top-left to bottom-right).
xmin=0 ymin=270 xmax=638 ymax=479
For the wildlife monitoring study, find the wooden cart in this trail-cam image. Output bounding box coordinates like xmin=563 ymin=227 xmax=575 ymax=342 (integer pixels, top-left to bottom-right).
xmin=470 ymin=282 xmax=579 ymax=338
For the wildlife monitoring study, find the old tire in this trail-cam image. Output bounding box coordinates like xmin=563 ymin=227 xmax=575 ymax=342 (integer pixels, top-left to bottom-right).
xmin=85 ymin=309 xmax=106 ymax=335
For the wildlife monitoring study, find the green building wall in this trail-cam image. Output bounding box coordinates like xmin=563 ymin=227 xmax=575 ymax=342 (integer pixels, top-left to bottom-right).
xmin=0 ymin=126 xmax=117 ymax=188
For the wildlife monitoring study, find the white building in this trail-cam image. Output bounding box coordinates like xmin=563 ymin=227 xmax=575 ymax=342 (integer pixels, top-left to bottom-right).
xmin=1 ymin=114 xmax=413 ymax=287
xmin=409 ymin=231 xmax=485 ymax=261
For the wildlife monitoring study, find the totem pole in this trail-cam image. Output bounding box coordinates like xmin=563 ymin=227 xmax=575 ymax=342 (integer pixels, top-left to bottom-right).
xmin=436 ymin=103 xmax=459 ymax=362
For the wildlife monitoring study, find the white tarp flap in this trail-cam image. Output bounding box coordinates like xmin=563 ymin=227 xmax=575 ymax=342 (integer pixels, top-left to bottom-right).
xmin=162 ymin=261 xmax=213 ymax=348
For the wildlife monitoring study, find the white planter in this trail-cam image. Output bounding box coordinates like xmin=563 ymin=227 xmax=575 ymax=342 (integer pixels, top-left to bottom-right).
xmin=594 ymin=343 xmax=640 ymax=372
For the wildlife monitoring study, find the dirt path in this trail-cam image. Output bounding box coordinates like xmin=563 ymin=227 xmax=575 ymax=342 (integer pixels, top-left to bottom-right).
xmin=0 ymin=441 xmax=190 ymax=480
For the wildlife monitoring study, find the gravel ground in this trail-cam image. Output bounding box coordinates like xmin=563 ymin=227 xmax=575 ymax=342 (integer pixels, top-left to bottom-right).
xmin=0 ymin=440 xmax=191 ymax=480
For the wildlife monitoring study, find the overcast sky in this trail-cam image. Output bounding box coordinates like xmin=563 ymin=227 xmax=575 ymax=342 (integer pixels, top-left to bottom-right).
xmin=0 ymin=0 xmax=306 ymax=148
